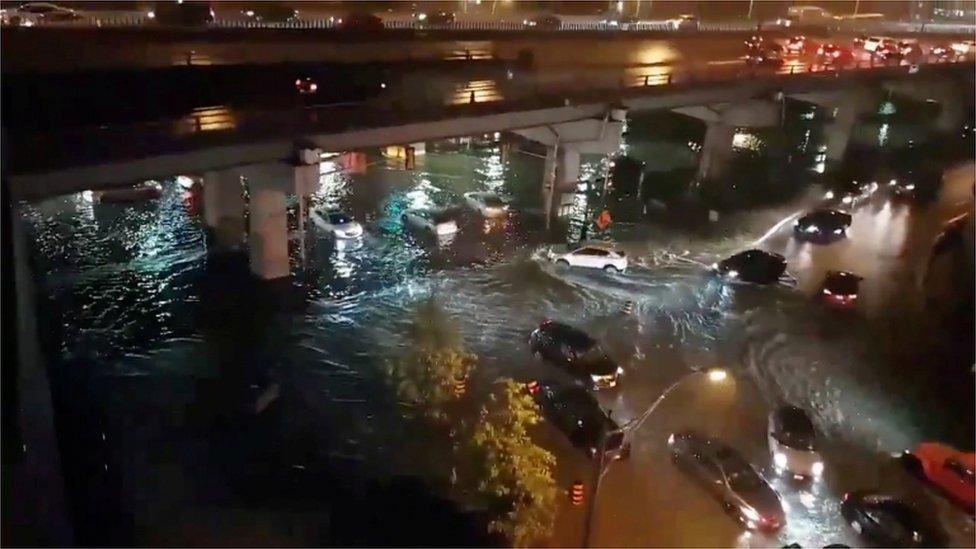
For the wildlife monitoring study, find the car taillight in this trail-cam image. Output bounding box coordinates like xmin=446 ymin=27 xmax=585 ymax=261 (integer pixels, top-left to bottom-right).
xmin=526 ymin=381 xmax=540 ymax=394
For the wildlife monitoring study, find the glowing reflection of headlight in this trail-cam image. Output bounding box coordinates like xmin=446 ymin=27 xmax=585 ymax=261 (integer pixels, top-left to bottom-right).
xmin=812 ymin=461 xmax=824 ymax=477
xmin=905 ymin=184 xmax=915 ymax=191
xmin=841 ymin=195 xmax=853 ymax=205
xmin=824 ymin=190 xmax=835 ymax=199
xmin=726 ymin=270 xmax=739 ymax=279
xmin=804 ymin=225 xmax=819 ymax=233
xmin=740 ymin=506 xmax=760 ymax=521
xmin=833 ymin=228 xmax=843 ymax=234
xmin=616 ymin=366 xmax=625 ymax=375
xmin=711 ymin=262 xmax=719 ymax=270
xmin=774 ymin=452 xmax=788 ymax=468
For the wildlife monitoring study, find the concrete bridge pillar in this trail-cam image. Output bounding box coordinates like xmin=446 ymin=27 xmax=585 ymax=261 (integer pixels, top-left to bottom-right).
xmin=883 ymin=76 xmax=971 ymax=135
xmin=697 ymin=122 xmax=736 ymax=181
xmin=203 ymin=170 xmax=245 ymax=251
xmin=541 ymin=145 xmax=581 ymax=218
xmin=673 ymin=100 xmax=781 ymax=182
xmin=247 ymin=177 xmax=290 ymax=280
xmin=790 ymin=88 xmax=876 ymax=164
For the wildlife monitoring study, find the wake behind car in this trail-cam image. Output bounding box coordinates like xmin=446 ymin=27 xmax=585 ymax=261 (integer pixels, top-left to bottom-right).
xmin=669 ymin=431 xmax=785 ymax=531
xmin=768 ymin=405 xmax=824 ymax=481
xmin=712 ymin=249 xmax=786 ymax=285
xmin=793 ymin=209 xmax=851 ymax=244
xmin=463 ymin=191 xmax=509 ymax=218
xmin=548 ymin=242 xmax=627 ymax=273
xmin=527 ymin=379 xmax=629 ymax=460
xmin=311 ymin=209 xmax=363 ymax=239
xmin=529 ymin=320 xmax=622 ymax=389
xmin=841 ymin=491 xmax=946 ymax=547
xmin=818 ymin=271 xmax=861 ymax=308
xmin=900 ymin=442 xmax=975 ymax=511
xmin=401 ymin=207 xmax=459 ymax=236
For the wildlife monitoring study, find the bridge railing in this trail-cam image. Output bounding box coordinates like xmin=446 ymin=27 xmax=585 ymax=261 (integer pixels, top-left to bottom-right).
xmin=7 ymin=14 xmax=974 ymax=35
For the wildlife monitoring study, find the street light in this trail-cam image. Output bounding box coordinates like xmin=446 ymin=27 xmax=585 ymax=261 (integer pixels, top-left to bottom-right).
xmin=582 ymin=368 xmax=729 ymax=547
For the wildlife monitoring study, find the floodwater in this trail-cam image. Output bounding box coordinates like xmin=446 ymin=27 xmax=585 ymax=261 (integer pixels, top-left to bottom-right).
xmin=20 ymin=103 xmax=975 ymax=546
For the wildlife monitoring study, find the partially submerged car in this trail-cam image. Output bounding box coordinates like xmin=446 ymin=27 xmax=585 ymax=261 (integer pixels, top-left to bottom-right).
xmin=528 ymin=379 xmax=629 ymax=460
xmin=768 ymin=405 xmax=824 ymax=481
xmin=712 ymin=249 xmax=787 ymax=285
xmin=529 ymin=320 xmax=622 ymax=389
xmin=818 ymin=270 xmax=861 ymax=308
xmin=793 ymin=209 xmax=851 ymax=244
xmin=841 ymin=491 xmax=947 ymax=547
xmin=669 ymin=431 xmax=785 ymax=531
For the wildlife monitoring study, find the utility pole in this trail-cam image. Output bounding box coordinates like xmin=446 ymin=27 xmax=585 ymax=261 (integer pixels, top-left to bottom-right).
xmin=747 ymin=0 xmax=755 ymax=19
xmin=853 ymin=0 xmax=861 ymax=18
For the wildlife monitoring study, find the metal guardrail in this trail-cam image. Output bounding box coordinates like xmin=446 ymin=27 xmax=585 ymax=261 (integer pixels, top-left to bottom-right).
xmin=5 ymin=14 xmax=973 ymax=35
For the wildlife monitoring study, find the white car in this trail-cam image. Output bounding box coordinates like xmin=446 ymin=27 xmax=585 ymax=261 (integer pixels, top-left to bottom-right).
xmin=311 ymin=209 xmax=363 ymax=239
xmin=402 ymin=207 xmax=458 ymax=236
xmin=768 ymin=405 xmax=825 ymax=481
xmin=670 ymin=14 xmax=698 ymax=31
xmin=549 ymin=242 xmax=628 ymax=273
xmin=951 ymin=40 xmax=976 ymax=56
xmin=463 ymin=191 xmax=509 ymax=218
xmin=1 ymin=2 xmax=80 ymax=25
xmin=860 ymin=35 xmax=890 ymax=53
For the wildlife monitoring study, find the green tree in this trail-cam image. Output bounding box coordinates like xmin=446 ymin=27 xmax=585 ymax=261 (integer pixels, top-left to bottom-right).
xmin=471 ymin=379 xmax=557 ymax=547
xmin=385 ymin=298 xmax=476 ymax=421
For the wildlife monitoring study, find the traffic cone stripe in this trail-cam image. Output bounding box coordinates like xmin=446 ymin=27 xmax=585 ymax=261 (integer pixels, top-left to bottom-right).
xmin=570 ymin=480 xmax=585 ymax=505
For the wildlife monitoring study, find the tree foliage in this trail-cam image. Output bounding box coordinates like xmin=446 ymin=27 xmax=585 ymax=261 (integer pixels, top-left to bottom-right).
xmin=385 ymin=298 xmax=476 ymax=421
xmin=471 ymin=379 xmax=557 ymax=547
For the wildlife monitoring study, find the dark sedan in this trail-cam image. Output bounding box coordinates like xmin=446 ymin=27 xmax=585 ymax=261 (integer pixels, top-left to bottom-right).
xmin=669 ymin=431 xmax=785 ymax=531
xmin=529 ymin=320 xmax=622 ymax=389
xmin=841 ymin=491 xmax=946 ymax=547
xmin=337 ymin=12 xmax=384 ymax=32
xmin=818 ymin=271 xmax=861 ymax=308
xmin=793 ymin=209 xmax=852 ymax=244
xmin=713 ymin=249 xmax=787 ymax=285
xmin=528 ymin=380 xmax=629 ymax=460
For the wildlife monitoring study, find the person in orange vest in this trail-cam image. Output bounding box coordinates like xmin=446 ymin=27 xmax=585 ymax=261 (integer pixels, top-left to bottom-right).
xmin=596 ymin=209 xmax=612 ymax=232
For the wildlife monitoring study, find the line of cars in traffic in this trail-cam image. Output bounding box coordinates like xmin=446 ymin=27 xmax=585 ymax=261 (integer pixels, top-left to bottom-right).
xmin=744 ymin=32 xmax=975 ymax=68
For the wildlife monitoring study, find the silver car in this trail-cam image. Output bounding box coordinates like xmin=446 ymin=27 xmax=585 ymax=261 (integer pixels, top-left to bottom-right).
xmin=669 ymin=431 xmax=785 ymax=531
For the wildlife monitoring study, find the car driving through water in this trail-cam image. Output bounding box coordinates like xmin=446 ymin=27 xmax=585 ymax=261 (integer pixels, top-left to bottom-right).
xmin=547 ymin=241 xmax=628 ymax=273
xmin=712 ymin=249 xmax=787 ymax=285
xmin=768 ymin=405 xmax=824 ymax=481
xmin=669 ymin=431 xmax=786 ymax=531
xmin=529 ymin=320 xmax=622 ymax=389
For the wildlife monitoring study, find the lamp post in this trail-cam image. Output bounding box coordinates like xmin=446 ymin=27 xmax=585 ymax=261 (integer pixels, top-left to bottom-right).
xmin=582 ymin=368 xmax=729 ymax=547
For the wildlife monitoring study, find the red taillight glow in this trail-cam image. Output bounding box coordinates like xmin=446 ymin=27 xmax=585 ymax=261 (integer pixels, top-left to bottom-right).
xmin=832 ymin=50 xmax=840 ymax=58
xmin=295 ymin=79 xmax=302 ymax=86
xmin=527 ymin=381 xmax=540 ymax=394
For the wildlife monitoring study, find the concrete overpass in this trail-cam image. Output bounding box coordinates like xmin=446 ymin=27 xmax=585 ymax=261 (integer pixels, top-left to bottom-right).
xmin=8 ymin=61 xmax=970 ymax=201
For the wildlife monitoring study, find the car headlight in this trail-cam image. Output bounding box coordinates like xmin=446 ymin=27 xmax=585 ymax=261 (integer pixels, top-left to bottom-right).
xmin=812 ymin=461 xmax=824 ymax=477
xmin=824 ymin=191 xmax=835 ymax=199
xmin=841 ymin=195 xmax=853 ymax=204
xmin=774 ymin=452 xmax=788 ymax=469
xmin=740 ymin=506 xmax=760 ymax=521
xmin=726 ymin=270 xmax=739 ymax=279
xmin=823 ymin=288 xmax=832 ymax=295
xmin=804 ymin=225 xmax=819 ymax=233
xmin=905 ymin=184 xmax=915 ymax=191
xmin=710 ymin=262 xmax=719 ymax=270
xmin=833 ymin=228 xmax=843 ymax=234
xmin=616 ymin=366 xmax=624 ymax=375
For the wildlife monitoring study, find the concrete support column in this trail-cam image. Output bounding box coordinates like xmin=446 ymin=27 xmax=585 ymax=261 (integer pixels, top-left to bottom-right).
xmin=557 ymin=147 xmax=580 ymax=191
xmin=541 ymin=145 xmax=581 ymax=218
xmin=248 ymin=179 xmax=290 ymax=280
xmin=825 ymin=106 xmax=859 ymax=163
xmin=697 ymin=122 xmax=736 ymax=181
xmin=203 ymin=170 xmax=245 ymax=251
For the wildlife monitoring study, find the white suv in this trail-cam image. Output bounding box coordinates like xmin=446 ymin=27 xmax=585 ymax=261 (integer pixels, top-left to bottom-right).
xmin=549 ymin=242 xmax=628 ymax=273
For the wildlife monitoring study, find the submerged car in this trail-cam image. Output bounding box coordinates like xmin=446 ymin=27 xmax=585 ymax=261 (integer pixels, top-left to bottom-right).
xmin=311 ymin=209 xmax=363 ymax=239
xmin=768 ymin=405 xmax=824 ymax=481
xmin=713 ymin=249 xmax=787 ymax=285
xmin=527 ymin=379 xmax=629 ymax=460
xmin=816 ymin=43 xmax=854 ymax=66
xmin=549 ymin=242 xmax=628 ymax=273
xmin=463 ymin=191 xmax=509 ymax=218
xmin=746 ymin=45 xmax=785 ymax=67
xmin=793 ymin=209 xmax=851 ymax=243
xmin=529 ymin=320 xmax=622 ymax=389
xmin=785 ymin=35 xmax=808 ymax=55
xmin=401 ymin=207 xmax=459 ymax=236
xmin=818 ymin=270 xmax=861 ymax=308
xmin=669 ymin=431 xmax=785 ymax=531
xmin=841 ymin=491 xmax=946 ymax=547
xmin=900 ymin=442 xmax=975 ymax=511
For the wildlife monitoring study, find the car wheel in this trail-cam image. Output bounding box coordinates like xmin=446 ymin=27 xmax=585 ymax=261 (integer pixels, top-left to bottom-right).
xmin=555 ymin=259 xmax=570 ymax=268
xmin=603 ymin=264 xmax=619 ymax=273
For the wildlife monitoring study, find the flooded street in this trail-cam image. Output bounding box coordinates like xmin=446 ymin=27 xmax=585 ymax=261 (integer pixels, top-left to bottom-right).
xmin=20 ymin=103 xmax=975 ymax=546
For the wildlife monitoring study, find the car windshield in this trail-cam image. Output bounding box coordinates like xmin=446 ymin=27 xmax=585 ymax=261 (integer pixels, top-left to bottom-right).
xmin=328 ymin=213 xmax=351 ymax=225
xmin=775 ymin=407 xmax=816 ymax=450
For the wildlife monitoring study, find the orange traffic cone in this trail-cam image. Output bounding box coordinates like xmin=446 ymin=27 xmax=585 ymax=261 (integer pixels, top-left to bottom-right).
xmin=570 ymin=480 xmax=585 ymax=506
